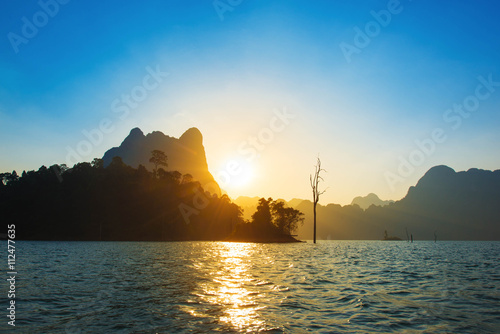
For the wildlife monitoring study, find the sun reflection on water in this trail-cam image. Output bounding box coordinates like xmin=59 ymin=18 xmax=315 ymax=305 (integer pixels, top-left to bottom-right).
xmin=187 ymin=242 xmax=265 ymax=331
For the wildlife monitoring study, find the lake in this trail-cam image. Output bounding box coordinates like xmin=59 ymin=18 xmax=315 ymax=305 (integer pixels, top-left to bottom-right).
xmin=8 ymin=241 xmax=500 ymax=333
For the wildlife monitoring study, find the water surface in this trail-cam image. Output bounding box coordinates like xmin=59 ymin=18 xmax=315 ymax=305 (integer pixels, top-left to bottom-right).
xmin=9 ymin=241 xmax=500 ymax=333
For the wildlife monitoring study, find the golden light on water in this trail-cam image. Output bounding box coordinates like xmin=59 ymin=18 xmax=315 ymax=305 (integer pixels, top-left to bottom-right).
xmin=210 ymin=243 xmax=264 ymax=330
xmin=186 ymin=243 xmax=265 ymax=330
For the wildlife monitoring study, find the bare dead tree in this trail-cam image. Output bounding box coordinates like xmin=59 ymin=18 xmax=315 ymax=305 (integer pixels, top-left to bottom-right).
xmin=310 ymin=157 xmax=327 ymax=244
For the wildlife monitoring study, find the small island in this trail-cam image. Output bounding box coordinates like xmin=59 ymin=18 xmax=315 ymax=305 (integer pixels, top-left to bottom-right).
xmin=382 ymin=230 xmax=402 ymax=241
xmin=227 ymin=198 xmax=304 ymax=243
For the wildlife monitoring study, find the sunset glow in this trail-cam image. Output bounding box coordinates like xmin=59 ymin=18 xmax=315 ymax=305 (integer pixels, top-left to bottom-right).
xmin=214 ymin=157 xmax=255 ymax=194
xmin=1 ymin=1 xmax=499 ymax=205
xmin=2 ymin=1 xmax=499 ymax=333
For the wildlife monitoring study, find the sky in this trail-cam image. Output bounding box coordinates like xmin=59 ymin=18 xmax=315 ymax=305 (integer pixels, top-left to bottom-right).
xmin=1 ymin=0 xmax=499 ymax=205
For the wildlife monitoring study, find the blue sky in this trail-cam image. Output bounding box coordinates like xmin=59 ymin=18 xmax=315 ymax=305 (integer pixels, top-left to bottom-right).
xmin=1 ymin=0 xmax=499 ymax=204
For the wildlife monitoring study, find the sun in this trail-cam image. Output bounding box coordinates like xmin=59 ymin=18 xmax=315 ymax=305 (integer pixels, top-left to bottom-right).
xmin=214 ymin=157 xmax=255 ymax=192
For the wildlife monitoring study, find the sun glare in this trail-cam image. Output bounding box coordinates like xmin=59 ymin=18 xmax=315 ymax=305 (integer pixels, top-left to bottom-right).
xmin=215 ymin=157 xmax=255 ymax=191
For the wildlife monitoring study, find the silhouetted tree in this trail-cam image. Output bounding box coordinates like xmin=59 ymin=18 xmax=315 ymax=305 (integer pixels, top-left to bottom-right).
xmin=0 ymin=173 xmax=7 ymax=186
xmin=252 ymin=198 xmax=273 ymax=228
xmin=168 ymin=171 xmax=182 ymax=184
xmin=227 ymin=197 xmax=305 ymax=242
xmin=136 ymin=164 xmax=151 ymax=180
xmin=149 ymin=150 xmax=168 ymax=178
xmin=271 ymin=201 xmax=304 ymax=235
xmin=109 ymin=156 xmax=126 ymax=169
xmin=310 ymin=157 xmax=326 ymax=243
xmin=92 ymin=158 xmax=104 ymax=169
xmin=157 ymin=168 xmax=168 ymax=179
xmin=3 ymin=171 xmax=19 ymax=184
xmin=0 ymin=160 xmax=244 ymax=241
xmin=182 ymin=173 xmax=194 ymax=184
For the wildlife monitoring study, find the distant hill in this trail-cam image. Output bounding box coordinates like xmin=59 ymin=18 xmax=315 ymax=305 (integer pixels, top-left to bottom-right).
xmin=101 ymin=129 xmax=500 ymax=242
xmin=234 ymin=196 xmax=305 ymax=221
xmin=351 ymin=193 xmax=393 ymax=210
xmin=3 ymin=123 xmax=499 ymax=241
xmin=223 ymin=166 xmax=500 ymax=240
xmin=233 ymin=196 xmax=261 ymax=208
xmin=103 ymin=127 xmax=220 ymax=195
xmin=295 ymin=165 xmax=500 ymax=241
xmin=392 ymin=165 xmax=500 ymax=239
xmin=288 ymin=198 xmax=305 ymax=208
xmin=233 ymin=196 xmax=261 ymax=220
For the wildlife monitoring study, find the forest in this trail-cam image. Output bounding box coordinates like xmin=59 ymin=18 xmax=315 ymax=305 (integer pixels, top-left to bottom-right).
xmin=0 ymin=152 xmax=303 ymax=242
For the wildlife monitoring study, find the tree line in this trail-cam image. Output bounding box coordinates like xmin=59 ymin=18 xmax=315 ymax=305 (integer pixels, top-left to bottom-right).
xmin=1 ymin=151 xmax=303 ymax=241
xmin=230 ymin=198 xmax=304 ymax=242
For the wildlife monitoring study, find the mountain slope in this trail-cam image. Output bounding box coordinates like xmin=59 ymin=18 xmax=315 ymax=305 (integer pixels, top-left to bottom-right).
xmin=103 ymin=127 xmax=220 ymax=194
xmin=351 ymin=193 xmax=393 ymax=210
xmin=295 ymin=165 xmax=500 ymax=240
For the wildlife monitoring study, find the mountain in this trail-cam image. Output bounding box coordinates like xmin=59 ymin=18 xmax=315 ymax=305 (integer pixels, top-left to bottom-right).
xmin=233 ymin=196 xmax=261 ymax=208
xmin=103 ymin=127 xmax=220 ymax=195
xmin=234 ymin=196 xmax=305 ymax=221
xmin=351 ymin=193 xmax=393 ymax=210
xmin=288 ymin=198 xmax=305 ymax=208
xmin=392 ymin=165 xmax=500 ymax=239
xmin=295 ymin=165 xmax=500 ymax=240
xmin=233 ymin=196 xmax=261 ymax=220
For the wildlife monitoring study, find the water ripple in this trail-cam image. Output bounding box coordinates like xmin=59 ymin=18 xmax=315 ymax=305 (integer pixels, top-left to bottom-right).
xmin=9 ymin=240 xmax=500 ymax=333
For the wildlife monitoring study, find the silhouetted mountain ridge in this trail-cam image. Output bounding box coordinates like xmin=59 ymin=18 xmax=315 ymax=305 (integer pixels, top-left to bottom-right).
xmin=403 ymin=165 xmax=500 ymax=206
xmin=103 ymin=127 xmax=220 ymax=195
xmin=295 ymin=165 xmax=500 ymax=240
xmin=3 ymin=119 xmax=499 ymax=242
xmin=234 ymin=165 xmax=500 ymax=240
xmin=351 ymin=193 xmax=393 ymax=210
